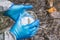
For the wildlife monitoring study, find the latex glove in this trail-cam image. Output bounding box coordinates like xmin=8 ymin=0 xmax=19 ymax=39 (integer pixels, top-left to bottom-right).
xmin=4 ymin=4 xmax=33 ymax=21
xmin=10 ymin=13 xmax=40 ymax=40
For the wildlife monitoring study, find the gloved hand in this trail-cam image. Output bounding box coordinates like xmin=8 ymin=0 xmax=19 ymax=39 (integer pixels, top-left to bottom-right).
xmin=4 ymin=4 xmax=33 ymax=21
xmin=4 ymin=4 xmax=40 ymax=40
xmin=10 ymin=13 xmax=40 ymax=40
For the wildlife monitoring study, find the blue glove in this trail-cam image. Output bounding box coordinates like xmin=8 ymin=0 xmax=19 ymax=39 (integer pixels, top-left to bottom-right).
xmin=4 ymin=4 xmax=33 ymax=21
xmin=10 ymin=13 xmax=40 ymax=39
xmin=4 ymin=4 xmax=40 ymax=40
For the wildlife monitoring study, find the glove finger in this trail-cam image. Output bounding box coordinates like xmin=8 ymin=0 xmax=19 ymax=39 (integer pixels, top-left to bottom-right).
xmin=29 ymin=27 xmax=37 ymax=32
xmin=25 ymin=19 xmax=39 ymax=29
xmin=30 ymin=27 xmax=39 ymax=37
xmin=24 ymin=5 xmax=33 ymax=10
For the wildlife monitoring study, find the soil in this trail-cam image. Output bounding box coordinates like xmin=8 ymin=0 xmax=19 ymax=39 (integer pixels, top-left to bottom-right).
xmin=0 ymin=0 xmax=60 ymax=40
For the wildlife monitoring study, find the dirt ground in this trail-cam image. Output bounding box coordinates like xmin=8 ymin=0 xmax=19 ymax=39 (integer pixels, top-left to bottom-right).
xmin=0 ymin=0 xmax=60 ymax=40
